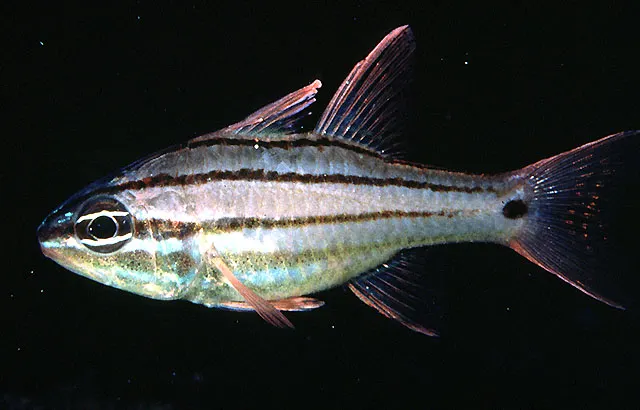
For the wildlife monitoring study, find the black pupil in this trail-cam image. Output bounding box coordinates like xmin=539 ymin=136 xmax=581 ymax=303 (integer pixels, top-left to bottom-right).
xmin=503 ymin=199 xmax=528 ymax=219
xmin=88 ymin=215 xmax=118 ymax=239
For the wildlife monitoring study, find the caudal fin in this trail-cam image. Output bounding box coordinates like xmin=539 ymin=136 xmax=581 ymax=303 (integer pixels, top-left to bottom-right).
xmin=510 ymin=130 xmax=640 ymax=309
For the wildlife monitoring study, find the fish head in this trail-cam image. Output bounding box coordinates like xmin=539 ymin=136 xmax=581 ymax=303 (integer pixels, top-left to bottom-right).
xmin=37 ymin=182 xmax=197 ymax=301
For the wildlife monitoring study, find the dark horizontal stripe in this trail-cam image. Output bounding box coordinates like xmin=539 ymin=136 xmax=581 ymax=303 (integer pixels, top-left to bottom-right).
xmin=106 ymin=168 xmax=494 ymax=197
xmin=50 ymin=135 xmax=497 ymax=221
xmin=187 ymin=135 xmax=382 ymax=158
xmin=187 ymin=135 xmax=493 ymax=176
xmin=135 ymin=209 xmax=477 ymax=238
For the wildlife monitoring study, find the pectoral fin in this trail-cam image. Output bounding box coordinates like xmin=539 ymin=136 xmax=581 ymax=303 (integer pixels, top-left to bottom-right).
xmin=203 ymin=249 xmax=294 ymax=329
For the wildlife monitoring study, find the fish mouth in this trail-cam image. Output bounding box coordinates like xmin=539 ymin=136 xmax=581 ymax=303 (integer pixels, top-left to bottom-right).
xmin=37 ymin=219 xmax=53 ymax=253
xmin=37 ymin=214 xmax=109 ymax=284
xmin=37 ymin=221 xmax=60 ymax=260
xmin=40 ymin=244 xmax=56 ymax=259
xmin=37 ymin=216 xmax=50 ymax=239
xmin=37 ymin=210 xmax=74 ymax=258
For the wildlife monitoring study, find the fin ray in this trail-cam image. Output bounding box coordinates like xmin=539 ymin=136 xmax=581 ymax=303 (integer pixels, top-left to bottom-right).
xmin=218 ymin=297 xmax=325 ymax=312
xmin=207 ymin=254 xmax=294 ymax=328
xmin=510 ymin=130 xmax=640 ymax=309
xmin=349 ymin=251 xmax=442 ymax=337
xmin=314 ymin=25 xmax=415 ymax=156
xmin=191 ymin=80 xmax=322 ymax=142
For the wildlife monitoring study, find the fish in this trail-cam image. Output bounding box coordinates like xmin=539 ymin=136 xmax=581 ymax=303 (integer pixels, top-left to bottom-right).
xmin=37 ymin=25 xmax=639 ymax=336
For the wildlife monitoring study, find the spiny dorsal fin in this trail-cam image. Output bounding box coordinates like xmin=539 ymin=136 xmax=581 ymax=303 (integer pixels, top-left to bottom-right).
xmin=190 ymin=79 xmax=322 ymax=143
xmin=314 ymin=25 xmax=415 ymax=156
xmin=349 ymin=249 xmax=442 ymax=336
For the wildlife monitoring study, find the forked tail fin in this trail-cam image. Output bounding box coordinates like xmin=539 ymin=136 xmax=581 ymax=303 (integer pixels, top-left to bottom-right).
xmin=510 ymin=130 xmax=640 ymax=309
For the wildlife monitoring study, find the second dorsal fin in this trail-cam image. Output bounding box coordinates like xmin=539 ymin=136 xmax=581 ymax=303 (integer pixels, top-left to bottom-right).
xmin=314 ymin=25 xmax=415 ymax=155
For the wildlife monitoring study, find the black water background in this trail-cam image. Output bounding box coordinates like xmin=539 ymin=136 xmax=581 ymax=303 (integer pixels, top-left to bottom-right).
xmin=2 ymin=2 xmax=639 ymax=408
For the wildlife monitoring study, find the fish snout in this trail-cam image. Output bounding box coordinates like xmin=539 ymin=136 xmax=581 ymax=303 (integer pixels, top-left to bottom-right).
xmin=37 ymin=211 xmax=74 ymax=258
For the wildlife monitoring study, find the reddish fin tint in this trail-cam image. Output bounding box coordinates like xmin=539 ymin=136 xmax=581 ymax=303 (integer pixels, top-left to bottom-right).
xmin=218 ymin=297 xmax=325 ymax=312
xmin=209 ymin=256 xmax=294 ymax=329
xmin=191 ymin=80 xmax=322 ymax=142
xmin=511 ymin=130 xmax=640 ymax=309
xmin=314 ymin=26 xmax=415 ymax=156
xmin=349 ymin=251 xmax=442 ymax=337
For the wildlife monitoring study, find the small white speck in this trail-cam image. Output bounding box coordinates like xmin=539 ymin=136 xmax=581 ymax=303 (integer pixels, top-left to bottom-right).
xmin=17 ymin=347 xmax=21 ymax=351
xmin=40 ymin=289 xmax=44 ymax=293
xmin=464 ymin=61 xmax=469 ymax=65
xmin=10 ymin=294 xmax=14 ymax=298
xmin=39 ymin=41 xmax=44 ymax=46
xmin=331 ymin=325 xmax=335 ymax=329
xmin=30 ymin=270 xmax=34 ymax=274
xmin=254 ymin=144 xmax=259 ymax=149
xmin=506 ymin=307 xmax=510 ymax=311
xmin=137 ymin=16 xmax=141 ymax=20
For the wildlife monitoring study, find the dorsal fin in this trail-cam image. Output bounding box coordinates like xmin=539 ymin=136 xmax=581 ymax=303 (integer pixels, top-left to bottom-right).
xmin=190 ymin=79 xmax=322 ymax=143
xmin=314 ymin=25 xmax=415 ymax=156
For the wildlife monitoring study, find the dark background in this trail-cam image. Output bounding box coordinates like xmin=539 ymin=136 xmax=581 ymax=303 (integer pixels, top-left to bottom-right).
xmin=2 ymin=1 xmax=639 ymax=409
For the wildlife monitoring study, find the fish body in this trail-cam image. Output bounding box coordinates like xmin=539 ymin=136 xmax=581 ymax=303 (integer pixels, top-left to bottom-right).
xmin=38 ymin=26 xmax=639 ymax=335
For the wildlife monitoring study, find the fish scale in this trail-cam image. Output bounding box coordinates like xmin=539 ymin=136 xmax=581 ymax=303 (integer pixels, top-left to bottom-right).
xmin=38 ymin=25 xmax=640 ymax=335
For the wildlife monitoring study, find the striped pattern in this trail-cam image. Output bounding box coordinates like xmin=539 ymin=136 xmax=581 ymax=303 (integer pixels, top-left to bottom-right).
xmin=120 ymin=133 xmax=498 ymax=189
xmin=36 ymin=26 xmax=529 ymax=322
xmin=88 ymin=132 xmax=525 ymax=304
xmin=113 ymin=168 xmax=496 ymax=194
xmin=39 ymin=131 xmax=526 ymax=306
xmin=134 ymin=209 xmax=480 ymax=236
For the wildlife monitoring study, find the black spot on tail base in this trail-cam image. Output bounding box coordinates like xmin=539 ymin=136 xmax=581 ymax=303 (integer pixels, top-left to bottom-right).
xmin=503 ymin=199 xmax=528 ymax=219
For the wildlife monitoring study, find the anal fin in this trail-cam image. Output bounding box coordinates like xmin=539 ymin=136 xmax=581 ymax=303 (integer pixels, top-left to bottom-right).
xmin=349 ymin=250 xmax=441 ymax=337
xmin=218 ymin=297 xmax=325 ymax=312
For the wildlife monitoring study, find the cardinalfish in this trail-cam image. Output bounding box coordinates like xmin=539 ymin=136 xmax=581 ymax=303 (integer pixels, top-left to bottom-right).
xmin=38 ymin=26 xmax=639 ymax=336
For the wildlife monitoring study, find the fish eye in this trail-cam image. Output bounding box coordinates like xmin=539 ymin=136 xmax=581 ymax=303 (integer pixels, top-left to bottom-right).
xmin=88 ymin=215 xmax=118 ymax=239
xmin=74 ymin=197 xmax=134 ymax=253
